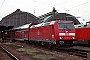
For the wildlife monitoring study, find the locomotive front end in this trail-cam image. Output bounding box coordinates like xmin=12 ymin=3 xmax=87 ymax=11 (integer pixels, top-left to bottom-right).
xmin=55 ymin=21 xmax=76 ymax=46
xmin=58 ymin=21 xmax=75 ymax=40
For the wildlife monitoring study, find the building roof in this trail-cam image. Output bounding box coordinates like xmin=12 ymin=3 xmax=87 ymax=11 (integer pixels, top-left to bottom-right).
xmin=38 ymin=8 xmax=80 ymax=25
xmin=0 ymin=9 xmax=39 ymax=28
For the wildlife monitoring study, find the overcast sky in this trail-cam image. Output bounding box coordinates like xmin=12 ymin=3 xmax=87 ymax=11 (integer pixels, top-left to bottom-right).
xmin=0 ymin=0 xmax=90 ymax=24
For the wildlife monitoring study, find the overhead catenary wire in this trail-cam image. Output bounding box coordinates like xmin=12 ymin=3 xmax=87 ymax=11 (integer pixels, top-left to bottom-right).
xmin=33 ymin=0 xmax=90 ymax=16
xmin=69 ymin=1 xmax=90 ymax=9
xmin=0 ymin=0 xmax=5 ymax=10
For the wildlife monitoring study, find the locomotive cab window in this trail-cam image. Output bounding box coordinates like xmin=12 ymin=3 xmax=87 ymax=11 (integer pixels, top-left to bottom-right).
xmin=58 ymin=22 xmax=74 ymax=29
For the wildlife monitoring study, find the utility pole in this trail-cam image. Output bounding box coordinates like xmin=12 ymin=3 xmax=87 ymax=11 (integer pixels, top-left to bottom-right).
xmin=52 ymin=7 xmax=57 ymax=20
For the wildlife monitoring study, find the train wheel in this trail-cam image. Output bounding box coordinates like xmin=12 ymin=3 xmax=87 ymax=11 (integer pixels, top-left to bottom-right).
xmin=64 ymin=41 xmax=69 ymax=47
xmin=69 ymin=41 xmax=73 ymax=46
xmin=47 ymin=42 xmax=52 ymax=49
xmin=12 ymin=39 xmax=16 ymax=42
xmin=64 ymin=41 xmax=73 ymax=47
xmin=24 ymin=40 xmax=29 ymax=44
xmin=41 ymin=42 xmax=44 ymax=45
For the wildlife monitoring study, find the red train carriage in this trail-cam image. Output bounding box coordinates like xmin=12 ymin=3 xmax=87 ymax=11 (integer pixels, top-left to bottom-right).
xmin=29 ymin=20 xmax=75 ymax=46
xmin=4 ymin=30 xmax=11 ymax=40
xmin=3 ymin=25 xmax=30 ymax=42
xmin=14 ymin=23 xmax=31 ymax=41
xmin=75 ymin=22 xmax=90 ymax=45
xmin=3 ymin=29 xmax=15 ymax=42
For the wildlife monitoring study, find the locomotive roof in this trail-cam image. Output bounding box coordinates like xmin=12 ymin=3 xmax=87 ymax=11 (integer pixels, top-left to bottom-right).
xmin=13 ymin=23 xmax=32 ymax=29
xmin=13 ymin=20 xmax=74 ymax=29
xmin=30 ymin=21 xmax=56 ymax=28
xmin=30 ymin=20 xmax=73 ymax=28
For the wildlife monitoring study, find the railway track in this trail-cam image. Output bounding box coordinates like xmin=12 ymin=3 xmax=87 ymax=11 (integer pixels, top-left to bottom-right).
xmin=0 ymin=42 xmax=87 ymax=60
xmin=0 ymin=46 xmax=19 ymax=60
xmin=1 ymin=41 xmax=88 ymax=60
xmin=26 ymin=42 xmax=89 ymax=58
xmin=28 ymin=43 xmax=89 ymax=58
xmin=58 ymin=47 xmax=89 ymax=58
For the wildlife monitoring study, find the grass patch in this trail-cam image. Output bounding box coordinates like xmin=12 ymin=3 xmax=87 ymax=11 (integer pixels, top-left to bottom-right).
xmin=33 ymin=54 xmax=55 ymax=60
xmin=16 ymin=47 xmax=56 ymax=60
xmin=17 ymin=45 xmax=22 ymax=47
xmin=17 ymin=45 xmax=24 ymax=47
xmin=3 ymin=42 xmax=11 ymax=44
xmin=16 ymin=48 xmax=26 ymax=51
xmin=16 ymin=48 xmax=39 ymax=54
xmin=26 ymin=48 xmax=39 ymax=54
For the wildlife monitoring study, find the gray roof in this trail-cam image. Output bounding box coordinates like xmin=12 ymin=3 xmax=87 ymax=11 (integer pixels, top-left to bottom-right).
xmin=0 ymin=9 xmax=39 ymax=28
xmin=39 ymin=13 xmax=80 ymax=25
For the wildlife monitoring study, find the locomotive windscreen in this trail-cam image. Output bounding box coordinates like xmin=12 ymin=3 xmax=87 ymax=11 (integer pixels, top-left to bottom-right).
xmin=58 ymin=22 xmax=74 ymax=29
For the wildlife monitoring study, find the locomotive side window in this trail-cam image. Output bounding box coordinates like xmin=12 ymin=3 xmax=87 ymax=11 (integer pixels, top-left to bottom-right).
xmin=52 ymin=25 xmax=54 ymax=29
xmin=58 ymin=22 xmax=74 ymax=29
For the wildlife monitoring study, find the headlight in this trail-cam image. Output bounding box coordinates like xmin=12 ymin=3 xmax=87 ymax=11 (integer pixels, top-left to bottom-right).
xmin=69 ymin=33 xmax=75 ymax=36
xmin=72 ymin=37 xmax=75 ymax=39
xmin=60 ymin=37 xmax=62 ymax=39
xmin=52 ymin=35 xmax=54 ymax=38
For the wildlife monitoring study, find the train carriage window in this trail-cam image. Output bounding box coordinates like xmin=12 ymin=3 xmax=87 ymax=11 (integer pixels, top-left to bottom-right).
xmin=58 ymin=22 xmax=74 ymax=29
xmin=24 ymin=30 xmax=28 ymax=34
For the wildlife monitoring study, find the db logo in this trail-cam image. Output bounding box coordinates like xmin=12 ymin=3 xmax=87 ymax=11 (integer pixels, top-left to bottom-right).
xmin=65 ymin=33 xmax=69 ymax=35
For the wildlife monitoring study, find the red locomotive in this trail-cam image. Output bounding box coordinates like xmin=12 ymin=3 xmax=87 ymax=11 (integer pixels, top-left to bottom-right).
xmin=4 ymin=20 xmax=76 ymax=46
xmin=29 ymin=20 xmax=75 ymax=46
